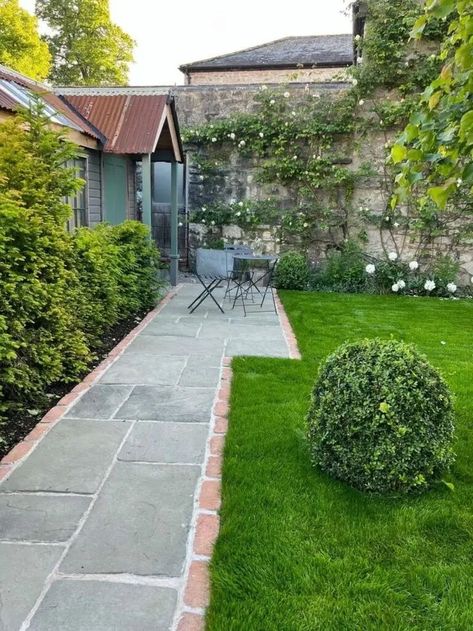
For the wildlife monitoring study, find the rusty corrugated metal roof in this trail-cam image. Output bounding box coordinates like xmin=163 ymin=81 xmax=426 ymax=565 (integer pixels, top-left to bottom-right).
xmin=63 ymin=94 xmax=168 ymax=154
xmin=0 ymin=64 xmax=101 ymax=140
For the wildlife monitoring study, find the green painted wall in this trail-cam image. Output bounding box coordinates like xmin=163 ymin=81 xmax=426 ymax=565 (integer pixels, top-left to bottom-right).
xmin=103 ymin=155 xmax=128 ymax=225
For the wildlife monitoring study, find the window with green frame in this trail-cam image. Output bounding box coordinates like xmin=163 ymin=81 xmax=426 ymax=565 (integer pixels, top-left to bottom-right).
xmin=65 ymin=157 xmax=88 ymax=230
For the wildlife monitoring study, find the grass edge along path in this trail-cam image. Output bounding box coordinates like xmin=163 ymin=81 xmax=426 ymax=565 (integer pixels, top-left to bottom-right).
xmin=206 ymin=291 xmax=473 ymax=631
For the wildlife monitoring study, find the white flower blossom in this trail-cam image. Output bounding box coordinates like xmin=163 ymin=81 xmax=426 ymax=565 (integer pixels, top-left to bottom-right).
xmin=385 ymin=216 xmax=390 ymax=222
xmin=291 ymin=111 xmax=296 ymax=116
xmin=447 ymin=282 xmax=457 ymax=293
xmin=261 ymin=85 xmax=268 ymax=91
xmin=394 ymin=222 xmax=400 ymax=228
xmin=238 ymin=201 xmax=244 ymax=207
xmin=229 ymin=132 xmax=236 ymax=140
xmin=359 ymin=99 xmax=365 ymax=106
xmin=270 ymin=99 xmax=275 ymax=105
xmin=211 ymin=137 xmax=217 ymax=143
xmin=352 ymin=78 xmax=358 ymax=86
xmin=210 ymin=220 xmax=215 ymax=225
xmin=355 ymin=34 xmax=362 ymax=42
xmin=457 ymin=178 xmax=463 ymax=187
xmin=424 ymin=280 xmax=436 ymax=292
xmin=365 ymin=264 xmax=376 ymax=275
xmin=202 ymin=219 xmax=206 ymax=223
xmin=388 ymin=251 xmax=398 ymax=261
xmin=235 ymin=211 xmax=241 ymax=217
xmin=285 ymin=122 xmax=289 ymax=126
xmin=409 ymin=260 xmax=419 ymax=271
xmin=357 ymin=57 xmax=363 ymax=65
xmin=259 ymin=132 xmax=264 ymax=138
xmin=392 ymin=283 xmax=400 ymax=293
xmin=398 ymin=280 xmax=406 ymax=289
xmin=201 ymin=206 xmax=207 ymax=212
xmin=303 ymin=222 xmax=309 ymax=228
xmin=283 ymin=91 xmax=290 ymax=98
xmin=239 ymin=140 xmax=245 ymax=147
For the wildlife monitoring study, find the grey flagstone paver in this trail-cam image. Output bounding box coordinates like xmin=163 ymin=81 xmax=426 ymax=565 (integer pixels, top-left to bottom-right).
xmin=60 ymin=462 xmax=200 ymax=576
xmin=28 ymin=580 xmax=177 ymax=631
xmin=114 ymin=385 xmax=215 ymax=422
xmin=0 ymin=494 xmax=91 ymax=542
xmin=0 ymin=282 xmax=290 ymax=629
xmin=1 ymin=420 xmax=130 ymax=494
xmin=118 ymin=421 xmax=209 ymax=464
xmin=64 ymin=384 xmax=133 ymax=419
xmin=0 ymin=543 xmax=63 ymax=631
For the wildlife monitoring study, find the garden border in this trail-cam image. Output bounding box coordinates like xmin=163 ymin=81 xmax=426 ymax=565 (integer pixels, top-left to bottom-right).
xmin=175 ymin=290 xmax=301 ymax=630
xmin=0 ymin=285 xmax=184 ymax=481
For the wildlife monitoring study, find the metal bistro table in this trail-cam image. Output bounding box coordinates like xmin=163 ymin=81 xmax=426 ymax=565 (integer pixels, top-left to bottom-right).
xmin=231 ymin=254 xmax=278 ymax=316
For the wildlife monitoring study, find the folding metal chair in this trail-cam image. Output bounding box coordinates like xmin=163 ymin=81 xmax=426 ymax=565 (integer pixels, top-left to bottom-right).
xmin=188 ymin=248 xmax=228 ymax=314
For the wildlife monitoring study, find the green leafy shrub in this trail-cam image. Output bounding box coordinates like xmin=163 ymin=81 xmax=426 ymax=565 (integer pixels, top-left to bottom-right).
xmin=0 ymin=106 xmax=161 ymax=429
xmin=311 ymin=240 xmax=367 ymax=292
xmin=274 ymin=251 xmax=309 ymax=290
xmin=307 ymin=339 xmax=455 ymax=494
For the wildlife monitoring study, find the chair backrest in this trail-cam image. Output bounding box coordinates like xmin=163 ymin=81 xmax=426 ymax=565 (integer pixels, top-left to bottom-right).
xmin=196 ymin=248 xmax=228 ymax=278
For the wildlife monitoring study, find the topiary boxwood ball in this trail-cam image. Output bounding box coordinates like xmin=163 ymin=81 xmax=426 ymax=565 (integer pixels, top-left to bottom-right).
xmin=307 ymin=339 xmax=455 ymax=494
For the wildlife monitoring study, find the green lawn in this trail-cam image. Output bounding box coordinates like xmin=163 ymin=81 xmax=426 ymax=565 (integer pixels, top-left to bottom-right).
xmin=207 ymin=292 xmax=473 ymax=631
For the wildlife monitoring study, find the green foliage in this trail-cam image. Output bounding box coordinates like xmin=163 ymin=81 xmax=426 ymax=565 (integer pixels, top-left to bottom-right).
xmin=0 ymin=0 xmax=51 ymax=80
xmin=35 ymin=0 xmax=134 ymax=85
xmin=0 ymin=106 xmax=160 ymax=430
xmin=191 ymin=199 xmax=279 ymax=229
xmin=274 ymin=251 xmax=309 ymax=290
xmin=392 ymin=0 xmax=473 ymax=211
xmin=311 ymin=240 xmax=367 ymax=292
xmin=307 ymin=338 xmax=455 ymax=494
xmin=353 ymin=0 xmax=445 ymax=95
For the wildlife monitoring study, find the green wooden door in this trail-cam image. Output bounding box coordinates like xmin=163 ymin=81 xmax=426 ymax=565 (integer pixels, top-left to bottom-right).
xmin=103 ymin=155 xmax=127 ymax=225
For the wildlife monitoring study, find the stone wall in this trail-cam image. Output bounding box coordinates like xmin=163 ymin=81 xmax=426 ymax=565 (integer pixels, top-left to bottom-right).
xmin=185 ymin=67 xmax=348 ymax=86
xmin=172 ymin=83 xmax=473 ymax=278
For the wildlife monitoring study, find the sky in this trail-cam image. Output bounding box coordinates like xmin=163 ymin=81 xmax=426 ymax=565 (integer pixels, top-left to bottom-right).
xmin=20 ymin=0 xmax=352 ymax=86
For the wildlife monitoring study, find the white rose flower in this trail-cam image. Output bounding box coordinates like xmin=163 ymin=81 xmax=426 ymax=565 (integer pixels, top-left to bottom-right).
xmin=359 ymin=99 xmax=365 ymax=106
xmin=457 ymin=178 xmax=463 ymax=187
xmin=239 ymin=140 xmax=245 ymax=147
xmin=259 ymin=132 xmax=264 ymax=138
xmin=355 ymin=34 xmax=361 ymax=42
xmin=303 ymin=222 xmax=309 ymax=228
xmin=270 ymin=99 xmax=275 ymax=105
xmin=392 ymin=283 xmax=400 ymax=293
xmin=447 ymin=282 xmax=457 ymax=293
xmin=202 ymin=219 xmax=206 ymax=223
xmin=211 ymin=137 xmax=217 ymax=142
xmin=365 ymin=264 xmax=376 ymax=275
xmin=293 ymin=155 xmax=298 ymax=160
xmin=291 ymin=111 xmax=296 ymax=116
xmin=424 ymin=280 xmax=436 ymax=292
xmin=261 ymin=85 xmax=268 ymax=91
xmin=210 ymin=220 xmax=215 ymax=225
xmin=283 ymin=91 xmax=290 ymax=98
xmin=409 ymin=260 xmax=419 ymax=271
xmin=229 ymin=132 xmax=236 ymax=140
xmin=178 ymin=222 xmax=183 ymax=227
xmin=352 ymin=78 xmax=358 ymax=86
xmin=201 ymin=206 xmax=206 ymax=212
xmin=238 ymin=201 xmax=244 ymax=207
xmin=398 ymin=280 xmax=406 ymax=289
xmin=388 ymin=251 xmax=398 ymax=261
xmin=235 ymin=211 xmax=241 ymax=217
xmin=394 ymin=222 xmax=400 ymax=228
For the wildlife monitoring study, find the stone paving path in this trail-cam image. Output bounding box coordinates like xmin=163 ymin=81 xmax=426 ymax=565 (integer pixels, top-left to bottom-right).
xmin=0 ymin=283 xmax=290 ymax=631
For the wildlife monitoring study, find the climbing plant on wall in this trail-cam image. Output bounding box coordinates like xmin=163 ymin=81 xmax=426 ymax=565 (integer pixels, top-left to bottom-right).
xmin=184 ymin=0 xmax=464 ymax=269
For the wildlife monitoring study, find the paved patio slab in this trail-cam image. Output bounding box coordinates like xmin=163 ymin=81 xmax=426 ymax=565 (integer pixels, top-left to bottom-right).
xmin=28 ymin=580 xmax=177 ymax=631
xmin=0 ymin=282 xmax=291 ymax=629
xmin=0 ymin=543 xmax=63 ymax=631
xmin=1 ymin=420 xmax=129 ymax=494
xmin=100 ymin=354 xmax=186 ymax=386
xmin=118 ymin=422 xmax=209 ymax=464
xmin=65 ymin=385 xmax=133 ymax=419
xmin=0 ymin=494 xmax=90 ymax=542
xmin=115 ymin=386 xmax=215 ymax=422
xmin=61 ymin=462 xmax=200 ymax=576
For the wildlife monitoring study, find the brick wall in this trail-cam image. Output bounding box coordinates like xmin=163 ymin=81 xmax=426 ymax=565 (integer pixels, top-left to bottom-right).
xmin=186 ymin=67 xmax=348 ymax=86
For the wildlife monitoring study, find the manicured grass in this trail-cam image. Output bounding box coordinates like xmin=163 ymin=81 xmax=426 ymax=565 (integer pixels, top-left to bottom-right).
xmin=207 ymin=292 xmax=473 ymax=631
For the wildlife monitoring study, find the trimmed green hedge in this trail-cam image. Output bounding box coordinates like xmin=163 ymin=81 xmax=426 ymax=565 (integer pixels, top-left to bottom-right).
xmin=0 ymin=105 xmax=161 ymax=430
xmin=307 ymin=339 xmax=455 ymax=494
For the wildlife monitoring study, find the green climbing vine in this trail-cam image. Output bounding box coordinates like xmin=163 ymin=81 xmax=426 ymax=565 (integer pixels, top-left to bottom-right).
xmin=183 ymin=0 xmax=468 ymax=281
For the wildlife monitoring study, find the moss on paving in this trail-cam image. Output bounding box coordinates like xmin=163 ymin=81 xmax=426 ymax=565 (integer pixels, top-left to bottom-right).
xmin=207 ymin=292 xmax=473 ymax=631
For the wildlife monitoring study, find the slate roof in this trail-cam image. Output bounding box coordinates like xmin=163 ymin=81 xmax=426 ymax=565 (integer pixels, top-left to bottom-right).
xmin=180 ymin=35 xmax=354 ymax=73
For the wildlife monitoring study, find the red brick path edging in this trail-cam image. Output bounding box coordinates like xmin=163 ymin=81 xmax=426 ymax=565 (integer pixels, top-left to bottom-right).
xmin=275 ymin=291 xmax=301 ymax=360
xmin=176 ymin=295 xmax=301 ymax=630
xmin=0 ymin=285 xmax=183 ymax=482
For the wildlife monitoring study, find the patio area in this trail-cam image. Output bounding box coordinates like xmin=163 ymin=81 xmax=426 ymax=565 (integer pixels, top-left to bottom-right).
xmin=0 ymin=283 xmax=292 ymax=631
